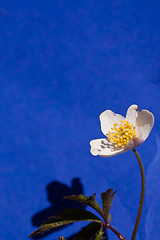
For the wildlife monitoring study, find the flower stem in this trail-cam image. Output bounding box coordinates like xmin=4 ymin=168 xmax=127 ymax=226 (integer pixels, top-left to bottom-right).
xmin=131 ymin=149 xmax=145 ymax=240
xmin=106 ymin=223 xmax=127 ymax=240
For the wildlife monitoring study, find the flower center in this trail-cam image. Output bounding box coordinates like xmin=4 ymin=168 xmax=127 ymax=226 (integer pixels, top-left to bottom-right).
xmin=107 ymin=120 xmax=136 ymax=148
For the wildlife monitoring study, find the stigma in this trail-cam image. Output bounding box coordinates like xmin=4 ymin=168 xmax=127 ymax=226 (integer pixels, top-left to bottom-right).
xmin=107 ymin=120 xmax=136 ymax=148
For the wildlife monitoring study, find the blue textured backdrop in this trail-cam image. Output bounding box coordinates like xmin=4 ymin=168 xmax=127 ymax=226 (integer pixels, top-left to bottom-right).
xmin=0 ymin=1 xmax=160 ymax=239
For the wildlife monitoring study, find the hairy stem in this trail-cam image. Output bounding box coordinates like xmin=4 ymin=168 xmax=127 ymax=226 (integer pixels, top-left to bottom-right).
xmin=131 ymin=149 xmax=145 ymax=240
xmin=106 ymin=223 xmax=127 ymax=240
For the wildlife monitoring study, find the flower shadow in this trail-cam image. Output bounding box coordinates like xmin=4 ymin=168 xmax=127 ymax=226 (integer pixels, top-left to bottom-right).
xmin=31 ymin=178 xmax=85 ymax=239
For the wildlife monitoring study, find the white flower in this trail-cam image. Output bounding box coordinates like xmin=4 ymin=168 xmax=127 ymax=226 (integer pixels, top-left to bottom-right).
xmin=90 ymin=105 xmax=154 ymax=157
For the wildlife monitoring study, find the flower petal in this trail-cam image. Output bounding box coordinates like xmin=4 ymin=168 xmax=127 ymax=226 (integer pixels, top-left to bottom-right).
xmin=125 ymin=104 xmax=139 ymax=126
xmin=133 ymin=137 xmax=144 ymax=148
xmin=135 ymin=110 xmax=154 ymax=141
xmin=100 ymin=110 xmax=125 ymax=136
xmin=90 ymin=138 xmax=127 ymax=157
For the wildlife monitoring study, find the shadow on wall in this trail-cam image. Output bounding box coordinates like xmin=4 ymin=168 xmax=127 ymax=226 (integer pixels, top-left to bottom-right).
xmin=31 ymin=178 xmax=85 ymax=239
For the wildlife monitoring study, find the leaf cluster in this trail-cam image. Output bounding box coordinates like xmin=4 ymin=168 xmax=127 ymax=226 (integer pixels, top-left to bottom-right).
xmin=28 ymin=188 xmax=116 ymax=240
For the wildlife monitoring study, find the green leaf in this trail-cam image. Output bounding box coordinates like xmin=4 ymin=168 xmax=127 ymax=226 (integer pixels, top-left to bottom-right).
xmin=74 ymin=222 xmax=102 ymax=240
xmin=65 ymin=193 xmax=105 ymax=220
xmin=28 ymin=208 xmax=102 ymax=238
xmin=94 ymin=226 xmax=106 ymax=240
xmin=101 ymin=188 xmax=116 ymax=220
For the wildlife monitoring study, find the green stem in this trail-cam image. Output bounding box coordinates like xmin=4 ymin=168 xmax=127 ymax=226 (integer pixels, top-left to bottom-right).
xmin=131 ymin=149 xmax=145 ymax=240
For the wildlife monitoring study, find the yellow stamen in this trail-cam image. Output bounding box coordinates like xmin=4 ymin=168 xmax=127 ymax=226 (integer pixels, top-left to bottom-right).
xmin=106 ymin=120 xmax=136 ymax=148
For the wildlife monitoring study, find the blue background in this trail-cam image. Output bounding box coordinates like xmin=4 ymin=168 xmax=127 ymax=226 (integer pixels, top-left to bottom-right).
xmin=0 ymin=1 xmax=160 ymax=239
